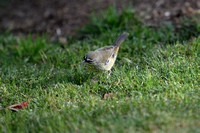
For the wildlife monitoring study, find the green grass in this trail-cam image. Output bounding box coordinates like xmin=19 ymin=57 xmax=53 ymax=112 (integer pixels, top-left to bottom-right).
xmin=0 ymin=6 xmax=200 ymax=132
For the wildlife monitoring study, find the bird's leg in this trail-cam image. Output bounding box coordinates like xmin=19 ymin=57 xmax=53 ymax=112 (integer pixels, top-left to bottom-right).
xmin=107 ymin=70 xmax=111 ymax=79
xmin=91 ymin=73 xmax=99 ymax=80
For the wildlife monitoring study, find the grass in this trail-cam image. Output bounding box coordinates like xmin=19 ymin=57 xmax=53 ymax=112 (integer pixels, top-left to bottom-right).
xmin=0 ymin=6 xmax=200 ymax=132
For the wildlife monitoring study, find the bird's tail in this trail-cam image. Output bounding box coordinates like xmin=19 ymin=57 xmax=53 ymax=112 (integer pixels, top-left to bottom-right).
xmin=112 ymin=32 xmax=129 ymax=47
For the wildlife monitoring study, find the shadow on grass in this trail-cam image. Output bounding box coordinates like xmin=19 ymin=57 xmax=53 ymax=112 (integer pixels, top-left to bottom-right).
xmin=0 ymin=62 xmax=92 ymax=92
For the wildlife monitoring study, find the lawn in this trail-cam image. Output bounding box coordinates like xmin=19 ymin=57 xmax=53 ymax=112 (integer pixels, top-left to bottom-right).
xmin=0 ymin=6 xmax=200 ymax=132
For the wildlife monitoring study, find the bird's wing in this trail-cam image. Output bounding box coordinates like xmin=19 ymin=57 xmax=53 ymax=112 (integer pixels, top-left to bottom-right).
xmin=95 ymin=46 xmax=114 ymax=63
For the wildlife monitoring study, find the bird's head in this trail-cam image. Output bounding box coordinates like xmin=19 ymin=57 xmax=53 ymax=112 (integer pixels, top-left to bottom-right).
xmin=83 ymin=51 xmax=96 ymax=64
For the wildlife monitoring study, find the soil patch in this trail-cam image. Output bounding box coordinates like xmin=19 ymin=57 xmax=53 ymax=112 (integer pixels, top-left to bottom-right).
xmin=0 ymin=0 xmax=199 ymax=38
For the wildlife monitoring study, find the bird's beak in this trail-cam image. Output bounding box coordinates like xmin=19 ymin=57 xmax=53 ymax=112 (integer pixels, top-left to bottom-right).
xmin=81 ymin=60 xmax=85 ymax=63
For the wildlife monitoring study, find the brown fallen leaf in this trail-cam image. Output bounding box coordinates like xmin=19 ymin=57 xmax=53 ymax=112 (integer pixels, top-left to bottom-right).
xmin=6 ymin=101 xmax=27 ymax=109
xmin=102 ymin=93 xmax=114 ymax=100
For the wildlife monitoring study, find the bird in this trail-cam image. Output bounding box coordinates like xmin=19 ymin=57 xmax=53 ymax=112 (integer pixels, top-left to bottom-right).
xmin=83 ymin=32 xmax=129 ymax=79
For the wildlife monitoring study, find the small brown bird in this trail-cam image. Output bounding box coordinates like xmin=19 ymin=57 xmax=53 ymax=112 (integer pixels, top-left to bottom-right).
xmin=83 ymin=32 xmax=129 ymax=79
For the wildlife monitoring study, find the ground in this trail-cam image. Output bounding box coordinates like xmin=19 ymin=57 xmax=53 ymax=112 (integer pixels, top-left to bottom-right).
xmin=0 ymin=0 xmax=200 ymax=38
